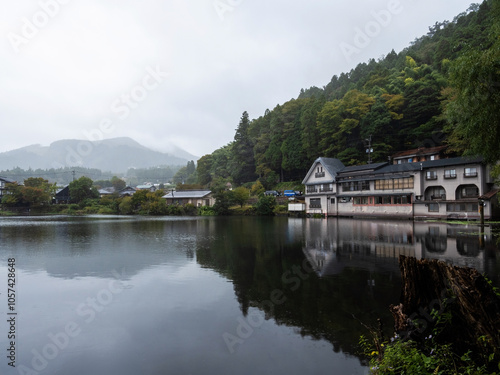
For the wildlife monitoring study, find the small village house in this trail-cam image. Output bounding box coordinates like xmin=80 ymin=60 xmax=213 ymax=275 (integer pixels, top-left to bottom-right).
xmin=0 ymin=176 xmax=15 ymax=201
xmin=162 ymin=190 xmax=214 ymax=207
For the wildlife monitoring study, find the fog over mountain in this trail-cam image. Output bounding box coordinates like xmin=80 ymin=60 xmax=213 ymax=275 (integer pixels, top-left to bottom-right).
xmin=0 ymin=137 xmax=198 ymax=173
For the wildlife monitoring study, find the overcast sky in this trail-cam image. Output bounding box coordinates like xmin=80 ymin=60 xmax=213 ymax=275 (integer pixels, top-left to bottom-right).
xmin=0 ymin=0 xmax=476 ymax=159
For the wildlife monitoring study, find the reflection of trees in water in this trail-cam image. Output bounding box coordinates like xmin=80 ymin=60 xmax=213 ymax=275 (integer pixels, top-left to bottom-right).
xmin=195 ymin=218 xmax=500 ymax=359
xmin=195 ymin=217 xmax=400 ymax=359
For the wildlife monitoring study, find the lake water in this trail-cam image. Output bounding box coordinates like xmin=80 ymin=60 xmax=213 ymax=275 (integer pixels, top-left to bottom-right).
xmin=0 ymin=216 xmax=498 ymax=375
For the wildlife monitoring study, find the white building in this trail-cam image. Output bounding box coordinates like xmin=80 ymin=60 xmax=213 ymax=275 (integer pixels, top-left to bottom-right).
xmin=302 ymin=154 xmax=499 ymax=220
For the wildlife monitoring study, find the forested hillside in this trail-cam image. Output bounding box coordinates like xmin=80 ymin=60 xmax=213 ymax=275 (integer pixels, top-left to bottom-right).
xmin=197 ymin=0 xmax=499 ymax=188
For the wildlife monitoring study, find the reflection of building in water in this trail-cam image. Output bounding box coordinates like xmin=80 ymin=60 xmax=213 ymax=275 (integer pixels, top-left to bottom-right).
xmin=302 ymin=218 xmax=490 ymax=276
xmin=414 ymin=222 xmax=489 ymax=271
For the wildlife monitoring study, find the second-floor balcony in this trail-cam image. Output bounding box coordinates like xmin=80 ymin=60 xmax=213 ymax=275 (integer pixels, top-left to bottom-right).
xmin=319 ymin=185 xmax=333 ymax=192
xmin=315 ymin=172 xmax=325 ymax=178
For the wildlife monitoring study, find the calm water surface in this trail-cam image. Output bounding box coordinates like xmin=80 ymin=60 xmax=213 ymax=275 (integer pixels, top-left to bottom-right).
xmin=0 ymin=216 xmax=498 ymax=375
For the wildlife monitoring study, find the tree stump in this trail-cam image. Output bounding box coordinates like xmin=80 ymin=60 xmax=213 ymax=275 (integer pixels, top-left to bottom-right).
xmin=390 ymin=256 xmax=500 ymax=364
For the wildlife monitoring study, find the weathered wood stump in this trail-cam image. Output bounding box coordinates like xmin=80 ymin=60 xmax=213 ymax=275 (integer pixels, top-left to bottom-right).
xmin=390 ymin=256 xmax=500 ymax=365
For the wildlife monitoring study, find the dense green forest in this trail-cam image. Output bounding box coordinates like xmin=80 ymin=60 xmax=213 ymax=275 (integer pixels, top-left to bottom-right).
xmin=196 ymin=0 xmax=500 ymax=188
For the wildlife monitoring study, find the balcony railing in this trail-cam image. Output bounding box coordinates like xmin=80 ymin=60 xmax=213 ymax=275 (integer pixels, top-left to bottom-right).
xmin=315 ymin=172 xmax=325 ymax=178
xmin=309 ymin=204 xmax=322 ymax=209
xmin=443 ymin=174 xmax=456 ymax=179
xmin=425 ymin=175 xmax=437 ymax=180
xmin=464 ymin=172 xmax=478 ymax=178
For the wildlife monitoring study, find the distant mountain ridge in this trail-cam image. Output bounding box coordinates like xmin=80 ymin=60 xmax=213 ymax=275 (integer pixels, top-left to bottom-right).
xmin=0 ymin=137 xmax=198 ymax=173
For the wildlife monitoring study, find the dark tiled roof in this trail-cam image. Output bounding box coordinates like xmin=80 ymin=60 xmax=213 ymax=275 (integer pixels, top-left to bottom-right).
xmin=0 ymin=176 xmax=16 ymax=183
xmin=336 ymin=156 xmax=484 ymax=181
xmin=302 ymin=157 xmax=345 ymax=184
xmin=480 ymin=189 xmax=499 ymax=200
xmin=420 ymin=156 xmax=483 ymax=168
xmin=340 ymin=162 xmax=388 ymax=174
xmin=319 ymin=157 xmax=345 ymax=176
xmin=162 ymin=190 xmax=212 ymax=199
xmin=374 ymin=156 xmax=483 ymax=175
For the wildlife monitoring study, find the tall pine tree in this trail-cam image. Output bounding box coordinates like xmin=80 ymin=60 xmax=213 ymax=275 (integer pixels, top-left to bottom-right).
xmin=231 ymin=111 xmax=256 ymax=184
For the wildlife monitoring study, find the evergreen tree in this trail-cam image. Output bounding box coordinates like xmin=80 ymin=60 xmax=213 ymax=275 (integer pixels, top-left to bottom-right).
xmin=231 ymin=111 xmax=256 ymax=184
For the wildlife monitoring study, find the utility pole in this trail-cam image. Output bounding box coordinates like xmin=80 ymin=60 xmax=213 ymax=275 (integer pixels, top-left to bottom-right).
xmin=365 ymin=135 xmax=373 ymax=164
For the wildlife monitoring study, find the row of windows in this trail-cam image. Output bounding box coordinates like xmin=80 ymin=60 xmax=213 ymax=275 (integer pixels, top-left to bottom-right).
xmin=428 ymin=203 xmax=479 ymax=212
xmin=311 ymin=198 xmax=478 ymax=211
xmin=306 ymin=184 xmax=333 ymax=193
xmin=426 ymin=167 xmax=477 ymax=180
xmin=342 ymin=181 xmax=370 ymax=192
xmin=353 ymin=195 xmax=412 ymax=205
xmin=374 ymin=177 xmax=414 ymax=190
xmin=396 ymin=155 xmax=436 ymax=164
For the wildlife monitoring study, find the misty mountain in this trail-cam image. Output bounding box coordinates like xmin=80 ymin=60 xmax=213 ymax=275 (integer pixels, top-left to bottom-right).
xmin=0 ymin=137 xmax=198 ymax=173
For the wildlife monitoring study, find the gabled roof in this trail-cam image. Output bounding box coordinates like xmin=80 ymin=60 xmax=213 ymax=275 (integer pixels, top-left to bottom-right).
xmin=302 ymin=157 xmax=345 ymax=184
xmin=162 ymin=190 xmax=212 ymax=199
xmin=55 ymin=185 xmax=70 ymax=197
xmin=120 ymin=186 xmax=136 ymax=191
xmin=98 ymin=187 xmax=116 ymax=195
xmin=0 ymin=176 xmax=16 ymax=184
xmin=118 ymin=186 xmax=137 ymax=196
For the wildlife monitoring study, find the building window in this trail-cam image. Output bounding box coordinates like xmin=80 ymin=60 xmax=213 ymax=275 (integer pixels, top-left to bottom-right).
xmin=429 ymin=155 xmax=435 ymax=161
xmin=393 ymin=195 xmax=412 ymax=205
xmin=320 ymin=184 xmax=333 ymax=192
xmin=375 ymin=179 xmax=392 ymax=190
xmin=425 ymin=186 xmax=446 ymax=200
xmin=426 ymin=171 xmax=437 ymax=180
xmin=428 ymin=203 xmax=439 ymax=212
xmin=460 ymin=186 xmax=479 ymax=198
xmin=330 ymin=198 xmax=335 ymax=204
xmin=342 ymin=180 xmax=370 ymax=192
xmin=309 ymin=198 xmax=321 ymax=208
xmin=372 ymin=195 xmax=412 ymax=205
xmin=353 ymin=197 xmax=369 ymax=205
xmin=315 ymin=166 xmax=325 ymax=178
xmin=464 ymin=167 xmax=477 ymax=177
xmin=306 ymin=185 xmax=318 ymax=193
xmin=444 ymin=169 xmax=456 ymax=179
